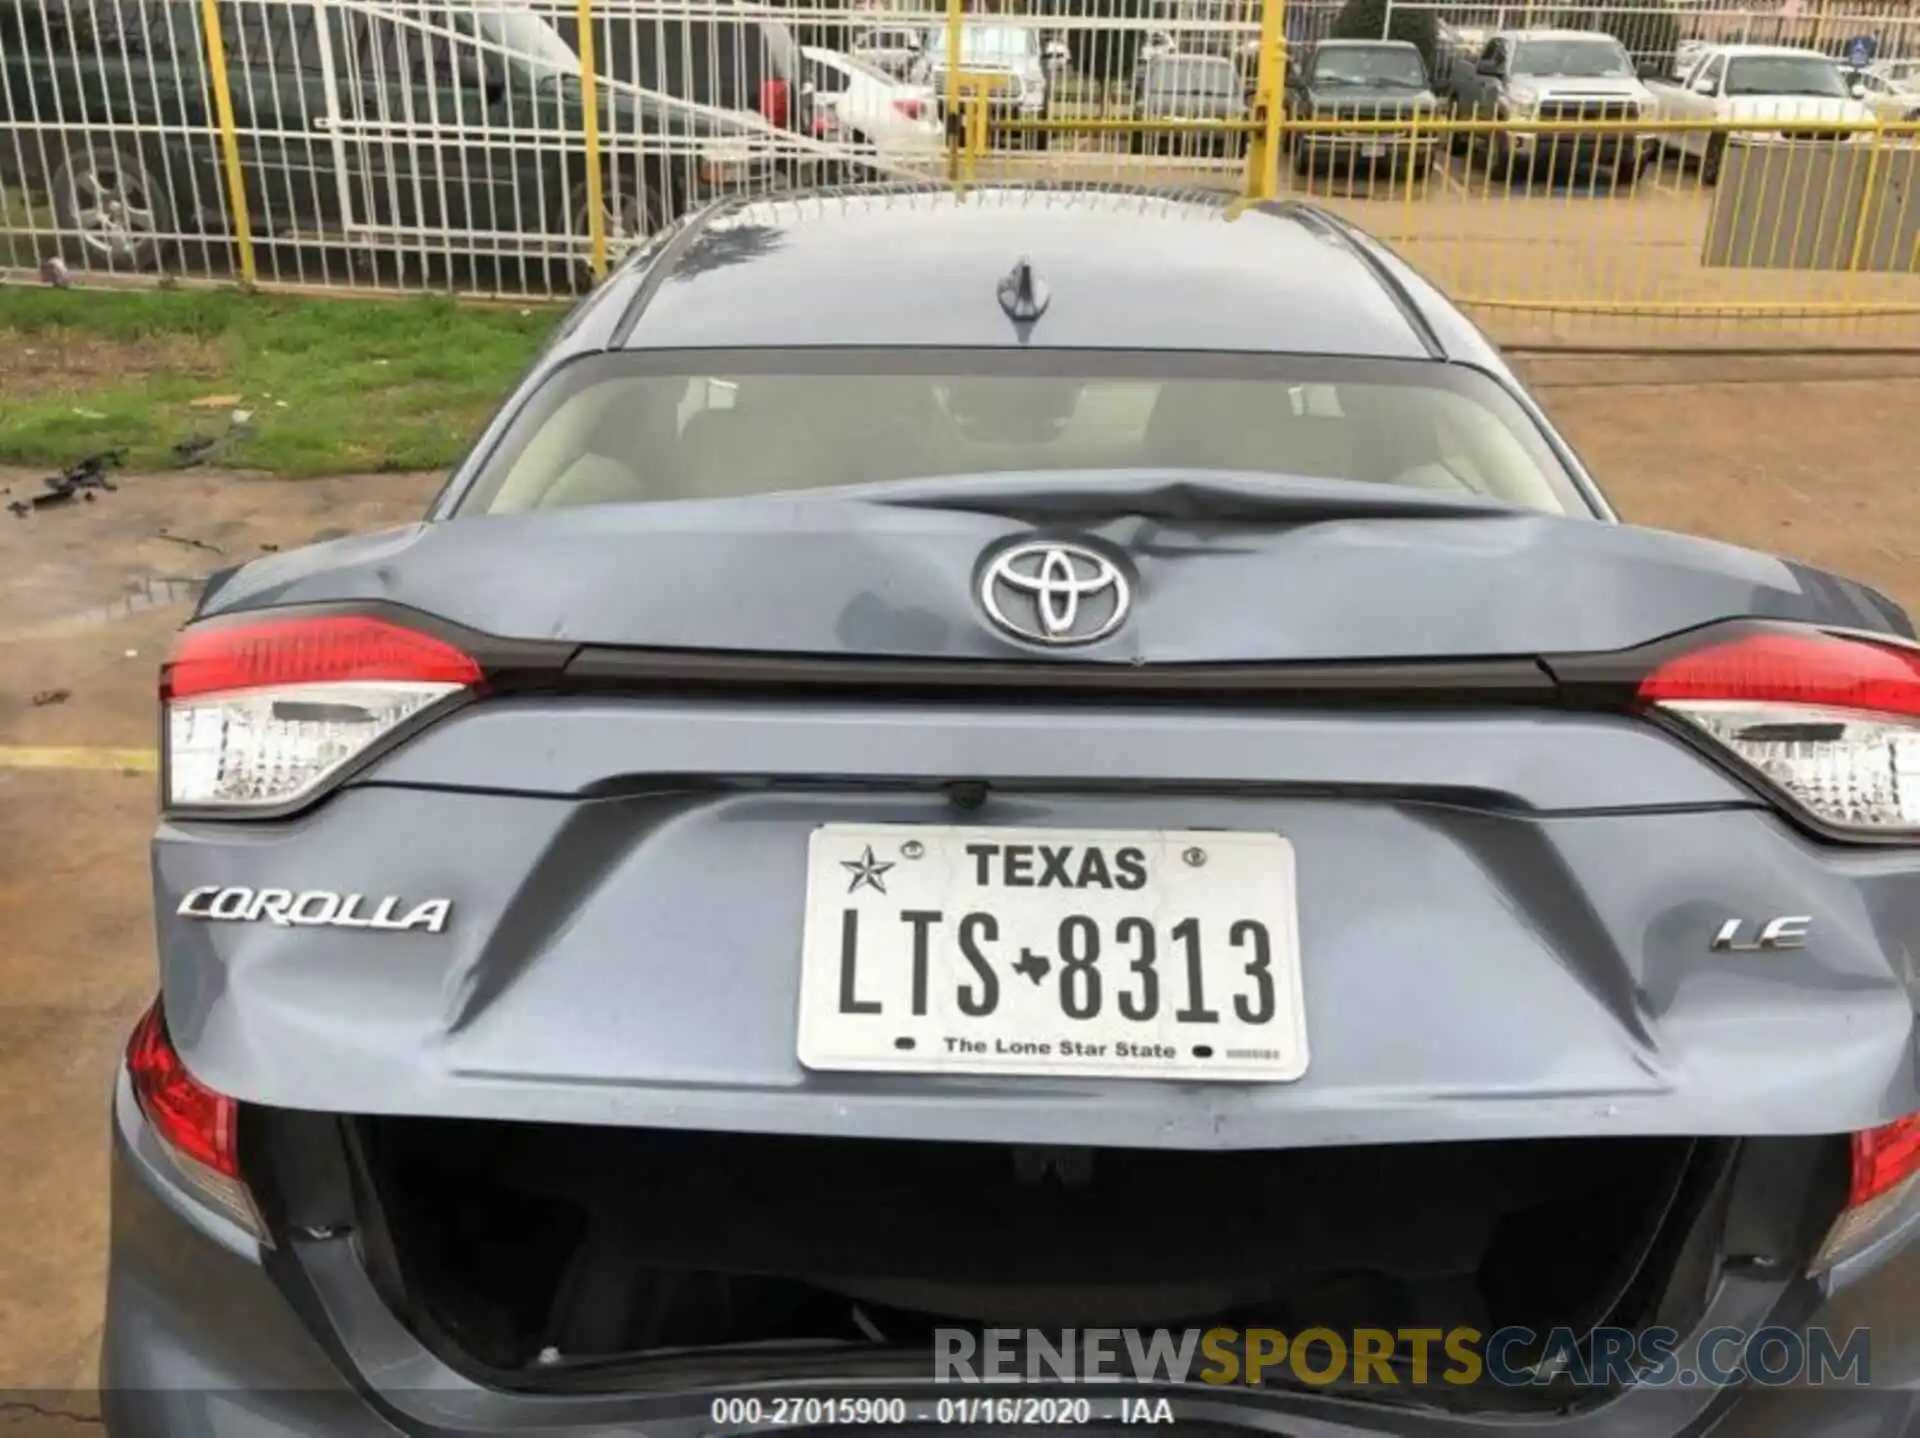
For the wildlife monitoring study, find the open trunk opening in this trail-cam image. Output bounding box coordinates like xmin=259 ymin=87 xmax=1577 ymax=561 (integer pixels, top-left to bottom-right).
xmin=339 ymin=1119 xmax=1743 ymax=1400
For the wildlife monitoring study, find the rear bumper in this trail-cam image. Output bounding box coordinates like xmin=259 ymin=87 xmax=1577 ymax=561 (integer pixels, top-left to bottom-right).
xmin=102 ymin=1072 xmax=1920 ymax=1438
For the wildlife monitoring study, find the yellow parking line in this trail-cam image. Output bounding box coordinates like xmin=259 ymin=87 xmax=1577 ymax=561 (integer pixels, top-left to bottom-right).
xmin=0 ymin=745 xmax=158 ymax=773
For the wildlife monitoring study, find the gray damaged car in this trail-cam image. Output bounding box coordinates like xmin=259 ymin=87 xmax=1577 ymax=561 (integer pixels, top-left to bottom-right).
xmin=106 ymin=185 xmax=1920 ymax=1436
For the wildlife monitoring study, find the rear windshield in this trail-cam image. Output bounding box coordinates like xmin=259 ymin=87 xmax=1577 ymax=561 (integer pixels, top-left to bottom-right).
xmin=458 ymin=352 xmax=1584 ymax=516
xmin=557 ymin=16 xmax=788 ymax=102
xmin=458 ymin=352 xmax=1582 ymax=517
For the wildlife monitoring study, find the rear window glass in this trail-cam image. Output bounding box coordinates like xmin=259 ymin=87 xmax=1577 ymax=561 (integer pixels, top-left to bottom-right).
xmin=458 ymin=352 xmax=1580 ymax=517
xmin=555 ymin=16 xmax=776 ymax=104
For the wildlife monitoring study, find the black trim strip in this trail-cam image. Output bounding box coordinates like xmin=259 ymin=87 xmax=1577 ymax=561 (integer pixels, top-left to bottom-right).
xmin=1266 ymin=201 xmax=1448 ymax=362
xmin=562 ymin=646 xmax=1559 ymax=704
xmin=608 ymin=195 xmax=747 ymax=348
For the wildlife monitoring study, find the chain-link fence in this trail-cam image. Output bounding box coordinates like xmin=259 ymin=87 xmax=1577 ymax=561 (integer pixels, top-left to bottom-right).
xmin=3 ymin=0 xmax=1919 ymax=344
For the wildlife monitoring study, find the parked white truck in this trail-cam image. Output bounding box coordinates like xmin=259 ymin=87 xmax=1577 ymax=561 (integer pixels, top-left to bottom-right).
xmin=1445 ymin=29 xmax=1658 ymax=183
xmin=1645 ymin=44 xmax=1877 ymax=183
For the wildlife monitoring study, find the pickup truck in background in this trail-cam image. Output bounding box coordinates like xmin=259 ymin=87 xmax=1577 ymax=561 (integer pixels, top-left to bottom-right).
xmin=1852 ymin=59 xmax=1920 ymax=122
xmin=1283 ymin=39 xmax=1441 ymax=179
xmin=1446 ymin=28 xmax=1657 ymax=184
xmin=1645 ymin=44 xmax=1878 ymax=183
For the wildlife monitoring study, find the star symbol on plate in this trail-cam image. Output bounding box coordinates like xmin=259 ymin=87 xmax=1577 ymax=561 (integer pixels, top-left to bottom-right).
xmin=841 ymin=844 xmax=894 ymax=896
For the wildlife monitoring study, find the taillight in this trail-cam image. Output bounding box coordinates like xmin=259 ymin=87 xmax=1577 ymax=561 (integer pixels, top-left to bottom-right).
xmin=758 ymin=78 xmax=791 ymax=128
xmin=1636 ymin=627 xmax=1920 ymax=835
xmin=893 ymin=96 xmax=927 ymax=120
xmin=1851 ymin=1115 xmax=1920 ymax=1208
xmin=126 ymin=999 xmax=266 ymax=1238
xmin=162 ymin=613 xmax=482 ymax=812
xmin=1811 ymin=1112 xmax=1920 ymax=1276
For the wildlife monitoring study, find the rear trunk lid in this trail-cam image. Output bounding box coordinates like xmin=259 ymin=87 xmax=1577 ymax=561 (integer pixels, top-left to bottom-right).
xmin=160 ymin=487 xmax=1919 ymax=1148
xmin=198 ymin=480 xmax=1905 ymax=661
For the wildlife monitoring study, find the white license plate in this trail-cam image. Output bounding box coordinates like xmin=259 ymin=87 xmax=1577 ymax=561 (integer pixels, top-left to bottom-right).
xmin=1361 ymin=141 xmax=1386 ymax=158
xmin=797 ymin=825 xmax=1307 ymax=1083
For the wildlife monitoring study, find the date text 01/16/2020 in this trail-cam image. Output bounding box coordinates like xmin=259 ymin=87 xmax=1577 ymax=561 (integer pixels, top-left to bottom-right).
xmin=706 ymin=1396 xmax=1178 ymax=1428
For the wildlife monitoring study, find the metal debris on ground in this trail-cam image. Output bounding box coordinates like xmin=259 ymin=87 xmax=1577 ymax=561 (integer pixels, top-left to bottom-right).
xmin=30 ymin=689 xmax=71 ymax=707
xmin=188 ymin=394 xmax=243 ymax=409
xmin=172 ymin=435 xmax=220 ymax=466
xmin=7 ymin=451 xmax=124 ymax=517
xmin=156 ymin=529 xmax=223 ymax=554
xmin=173 ymin=410 xmax=253 ymax=468
xmin=39 ymin=256 xmax=70 ymax=287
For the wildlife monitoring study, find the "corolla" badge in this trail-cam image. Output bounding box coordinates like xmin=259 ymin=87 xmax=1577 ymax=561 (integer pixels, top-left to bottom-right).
xmin=176 ymin=886 xmax=452 ymax=934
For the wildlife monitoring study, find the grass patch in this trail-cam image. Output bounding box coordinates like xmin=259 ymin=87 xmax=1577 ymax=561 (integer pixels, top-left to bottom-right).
xmin=0 ymin=287 xmax=557 ymax=477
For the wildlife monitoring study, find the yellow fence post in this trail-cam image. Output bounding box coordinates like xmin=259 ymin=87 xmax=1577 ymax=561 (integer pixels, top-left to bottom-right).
xmin=968 ymin=84 xmax=990 ymax=180
xmin=952 ymin=78 xmax=992 ymax=187
xmin=1846 ymin=125 xmax=1885 ymax=274
xmin=577 ymin=0 xmax=607 ymax=281
xmin=946 ymin=0 xmax=966 ymax=192
xmin=197 ymin=0 xmax=256 ymax=285
xmin=1400 ymin=105 xmax=1419 ymax=240
xmin=1243 ymin=0 xmax=1287 ymax=201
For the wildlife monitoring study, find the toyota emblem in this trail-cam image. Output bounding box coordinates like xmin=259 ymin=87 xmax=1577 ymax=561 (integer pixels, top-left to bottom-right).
xmin=978 ymin=540 xmax=1132 ymax=647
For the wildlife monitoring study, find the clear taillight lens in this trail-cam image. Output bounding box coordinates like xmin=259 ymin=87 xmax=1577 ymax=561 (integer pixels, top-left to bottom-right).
xmin=162 ymin=614 xmax=482 ymax=812
xmin=1638 ymin=629 xmax=1920 ymax=835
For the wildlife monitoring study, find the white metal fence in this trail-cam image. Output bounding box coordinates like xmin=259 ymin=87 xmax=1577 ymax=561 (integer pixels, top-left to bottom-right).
xmin=3 ymin=0 xmax=1920 ymax=344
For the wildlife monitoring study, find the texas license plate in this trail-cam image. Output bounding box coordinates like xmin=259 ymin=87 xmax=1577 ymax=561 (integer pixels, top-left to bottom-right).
xmin=796 ymin=825 xmax=1307 ymax=1082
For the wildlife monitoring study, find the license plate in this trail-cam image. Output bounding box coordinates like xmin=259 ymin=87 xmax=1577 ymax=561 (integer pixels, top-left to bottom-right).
xmin=1361 ymin=141 xmax=1385 ymax=158
xmin=796 ymin=825 xmax=1307 ymax=1083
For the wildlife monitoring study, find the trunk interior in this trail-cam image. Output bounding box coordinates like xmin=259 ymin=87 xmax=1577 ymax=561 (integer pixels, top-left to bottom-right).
xmin=326 ymin=1118 xmax=1771 ymax=1401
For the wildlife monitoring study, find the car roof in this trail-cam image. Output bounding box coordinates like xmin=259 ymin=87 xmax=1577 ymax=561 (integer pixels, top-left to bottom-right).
xmin=1502 ymin=28 xmax=1619 ymax=39
xmin=1699 ymin=43 xmax=1832 ymax=58
xmin=1317 ymin=38 xmax=1421 ymax=48
xmin=598 ymin=186 xmax=1445 ymax=360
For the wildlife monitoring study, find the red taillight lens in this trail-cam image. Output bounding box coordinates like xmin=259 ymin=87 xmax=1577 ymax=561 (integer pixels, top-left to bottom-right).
xmin=1812 ymin=1111 xmax=1920 ymax=1275
xmin=165 ymin=614 xmax=481 ymax=701
xmin=1638 ymin=629 xmax=1920 ymax=718
xmin=1635 ymin=627 xmax=1920 ymax=834
xmin=126 ymin=999 xmax=267 ymax=1238
xmin=1851 ymin=1115 xmax=1920 ymax=1209
xmin=893 ymin=96 xmax=927 ymax=119
xmin=127 ymin=1000 xmax=238 ymax=1178
xmin=758 ymin=78 xmax=791 ymax=127
xmin=162 ymin=614 xmax=482 ymax=812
